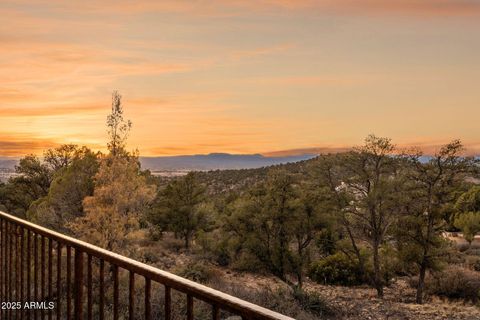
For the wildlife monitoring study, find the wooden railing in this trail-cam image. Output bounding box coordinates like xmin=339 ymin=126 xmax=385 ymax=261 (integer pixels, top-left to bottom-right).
xmin=0 ymin=211 xmax=294 ymax=320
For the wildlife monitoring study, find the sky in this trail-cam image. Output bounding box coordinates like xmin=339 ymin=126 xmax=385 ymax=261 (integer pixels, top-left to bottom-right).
xmin=1 ymin=0 xmax=479 ymax=157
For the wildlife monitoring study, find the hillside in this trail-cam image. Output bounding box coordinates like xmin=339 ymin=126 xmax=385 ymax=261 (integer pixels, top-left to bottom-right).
xmin=140 ymin=153 xmax=316 ymax=171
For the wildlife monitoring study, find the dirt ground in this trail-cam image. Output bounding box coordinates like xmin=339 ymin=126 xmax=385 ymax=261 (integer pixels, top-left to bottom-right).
xmin=221 ymin=270 xmax=480 ymax=320
xmin=305 ymin=279 xmax=480 ymax=320
xmin=138 ymin=235 xmax=480 ymax=320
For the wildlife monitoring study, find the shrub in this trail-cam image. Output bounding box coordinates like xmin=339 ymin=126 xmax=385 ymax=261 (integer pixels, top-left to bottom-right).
xmin=457 ymin=242 xmax=470 ymax=252
xmin=474 ymin=260 xmax=480 ymax=272
xmin=142 ymin=249 xmax=160 ymax=264
xmin=230 ymin=252 xmax=264 ymax=272
xmin=465 ymin=248 xmax=480 ymax=256
xmin=208 ymin=279 xmax=336 ymax=320
xmin=309 ymin=253 xmax=362 ymax=286
xmin=425 ymin=266 xmax=480 ymax=303
xmin=293 ymin=288 xmax=336 ymax=317
xmin=160 ymin=237 xmax=184 ymax=253
xmin=175 ymin=262 xmax=218 ymax=283
xmin=464 ymin=255 xmax=480 ymax=271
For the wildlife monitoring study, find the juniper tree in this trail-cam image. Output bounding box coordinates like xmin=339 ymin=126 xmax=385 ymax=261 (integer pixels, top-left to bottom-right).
xmin=400 ymin=140 xmax=476 ymax=304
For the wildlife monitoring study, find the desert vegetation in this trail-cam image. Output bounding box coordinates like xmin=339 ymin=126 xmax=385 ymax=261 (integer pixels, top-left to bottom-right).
xmin=1 ymin=93 xmax=480 ymax=319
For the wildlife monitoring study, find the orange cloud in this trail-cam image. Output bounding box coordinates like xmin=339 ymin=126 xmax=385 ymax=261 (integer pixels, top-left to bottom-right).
xmin=6 ymin=0 xmax=480 ymax=18
xmin=233 ymin=0 xmax=480 ymax=17
xmin=0 ymin=103 xmax=106 ymax=117
xmin=230 ymin=43 xmax=295 ymax=60
xmin=1 ymin=0 xmax=479 ymax=158
xmin=0 ymin=134 xmax=59 ymax=156
xmin=325 ymin=0 xmax=480 ymax=17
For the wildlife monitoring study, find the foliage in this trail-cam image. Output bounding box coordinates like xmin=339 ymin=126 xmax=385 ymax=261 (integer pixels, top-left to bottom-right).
xmin=208 ymin=279 xmax=333 ymax=320
xmin=70 ymin=154 xmax=156 ymax=252
xmin=339 ymin=135 xmax=401 ymax=297
xmin=3 ymin=114 xmax=480 ymax=313
xmin=0 ymin=155 xmax=52 ymax=217
xmin=107 ymin=91 xmax=132 ymax=157
xmin=292 ymin=288 xmax=336 ymax=317
xmin=148 ymin=172 xmax=211 ymax=249
xmin=455 ymin=185 xmax=480 ymax=213
xmin=454 ymin=212 xmax=480 ymax=245
xmin=423 ymin=266 xmax=480 ymax=303
xmin=43 ymin=144 xmax=81 ymax=172
xmin=27 ymin=147 xmax=99 ymax=232
xmin=175 ymin=262 xmax=219 ymax=283
xmin=309 ymin=253 xmax=363 ymax=286
xmin=453 ymin=186 xmax=480 ymax=245
xmin=398 ymin=140 xmax=476 ymax=303
xmin=309 ymin=135 xmax=402 ymax=297
xmin=222 ymin=169 xmax=331 ymax=287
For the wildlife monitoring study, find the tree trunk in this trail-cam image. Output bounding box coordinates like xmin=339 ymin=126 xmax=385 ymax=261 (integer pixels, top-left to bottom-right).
xmin=185 ymin=233 xmax=190 ymax=250
xmin=296 ymin=269 xmax=303 ymax=289
xmin=416 ymin=261 xmax=427 ymax=304
xmin=417 ymin=197 xmax=434 ymax=304
xmin=373 ymin=242 xmax=384 ymax=298
xmin=345 ymin=222 xmax=366 ymax=281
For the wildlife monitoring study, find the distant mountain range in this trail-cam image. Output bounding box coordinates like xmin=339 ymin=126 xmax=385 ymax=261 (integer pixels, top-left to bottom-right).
xmin=139 ymin=153 xmax=317 ymax=171
xmin=3 ymin=153 xmax=474 ymax=173
xmin=0 ymin=158 xmax=18 ymax=170
xmin=0 ymin=154 xmax=318 ymax=172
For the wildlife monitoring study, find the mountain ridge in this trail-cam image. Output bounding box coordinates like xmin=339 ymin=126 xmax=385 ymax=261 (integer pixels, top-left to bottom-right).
xmin=0 ymin=153 xmax=318 ymax=171
xmin=139 ymin=153 xmax=317 ymax=171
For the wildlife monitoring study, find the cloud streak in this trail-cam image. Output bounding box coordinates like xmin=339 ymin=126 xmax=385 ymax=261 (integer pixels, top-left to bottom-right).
xmin=0 ymin=135 xmax=59 ymax=156
xmin=1 ymin=0 xmax=479 ymax=156
xmin=6 ymin=0 xmax=480 ymax=18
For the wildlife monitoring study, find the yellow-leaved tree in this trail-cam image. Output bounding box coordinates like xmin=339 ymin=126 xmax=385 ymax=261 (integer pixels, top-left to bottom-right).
xmin=71 ymin=155 xmax=156 ymax=251
xmin=70 ymin=91 xmax=156 ymax=252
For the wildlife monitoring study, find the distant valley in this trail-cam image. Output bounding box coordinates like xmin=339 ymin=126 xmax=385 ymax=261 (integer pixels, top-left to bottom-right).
xmin=0 ymin=153 xmax=318 ymax=181
xmin=139 ymin=153 xmax=317 ymax=172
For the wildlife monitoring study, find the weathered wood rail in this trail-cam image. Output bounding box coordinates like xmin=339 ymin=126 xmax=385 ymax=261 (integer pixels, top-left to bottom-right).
xmin=0 ymin=211 xmax=294 ymax=320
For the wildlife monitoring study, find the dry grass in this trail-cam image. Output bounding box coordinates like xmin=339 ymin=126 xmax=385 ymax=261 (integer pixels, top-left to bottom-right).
xmin=128 ymin=233 xmax=480 ymax=319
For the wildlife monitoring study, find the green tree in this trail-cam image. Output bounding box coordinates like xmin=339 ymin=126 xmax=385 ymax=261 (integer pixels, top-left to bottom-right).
xmin=27 ymin=147 xmax=99 ymax=232
xmin=346 ymin=135 xmax=402 ymax=298
xmin=455 ymin=185 xmax=480 ymax=213
xmin=43 ymin=144 xmax=80 ymax=172
xmin=1 ymin=155 xmax=52 ymax=217
xmin=400 ymin=140 xmax=476 ymax=304
xmin=224 ymin=169 xmax=328 ymax=287
xmin=453 ymin=186 xmax=480 ymax=246
xmin=310 ymin=153 xmax=367 ymax=281
xmin=314 ymin=135 xmax=401 ymax=298
xmin=454 ymin=212 xmax=480 ymax=246
xmin=149 ymin=172 xmax=209 ymax=249
xmin=290 ymin=189 xmax=332 ymax=287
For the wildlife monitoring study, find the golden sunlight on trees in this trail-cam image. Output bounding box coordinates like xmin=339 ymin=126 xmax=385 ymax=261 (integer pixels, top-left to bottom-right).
xmin=2 ymin=88 xmax=480 ymax=317
xmin=69 ymin=92 xmax=156 ymax=252
xmin=107 ymin=91 xmax=131 ymax=157
xmin=70 ymin=155 xmax=156 ymax=251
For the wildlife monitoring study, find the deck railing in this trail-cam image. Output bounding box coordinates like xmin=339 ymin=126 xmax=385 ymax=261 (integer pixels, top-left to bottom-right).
xmin=0 ymin=211 xmax=294 ymax=320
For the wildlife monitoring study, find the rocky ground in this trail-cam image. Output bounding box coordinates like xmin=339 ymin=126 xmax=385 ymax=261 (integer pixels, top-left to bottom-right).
xmin=220 ymin=270 xmax=480 ymax=320
xmin=304 ymin=279 xmax=480 ymax=320
xmin=134 ymin=235 xmax=480 ymax=320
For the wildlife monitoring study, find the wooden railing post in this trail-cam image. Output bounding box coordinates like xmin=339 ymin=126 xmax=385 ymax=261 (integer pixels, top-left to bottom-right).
xmin=73 ymin=249 xmax=83 ymax=320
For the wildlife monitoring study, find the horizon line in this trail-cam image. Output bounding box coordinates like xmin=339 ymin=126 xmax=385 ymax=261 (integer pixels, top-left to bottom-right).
xmin=2 ymin=143 xmax=480 ymax=159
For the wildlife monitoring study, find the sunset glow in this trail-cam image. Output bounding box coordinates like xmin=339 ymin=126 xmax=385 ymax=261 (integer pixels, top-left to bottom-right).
xmin=1 ymin=0 xmax=480 ymax=156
